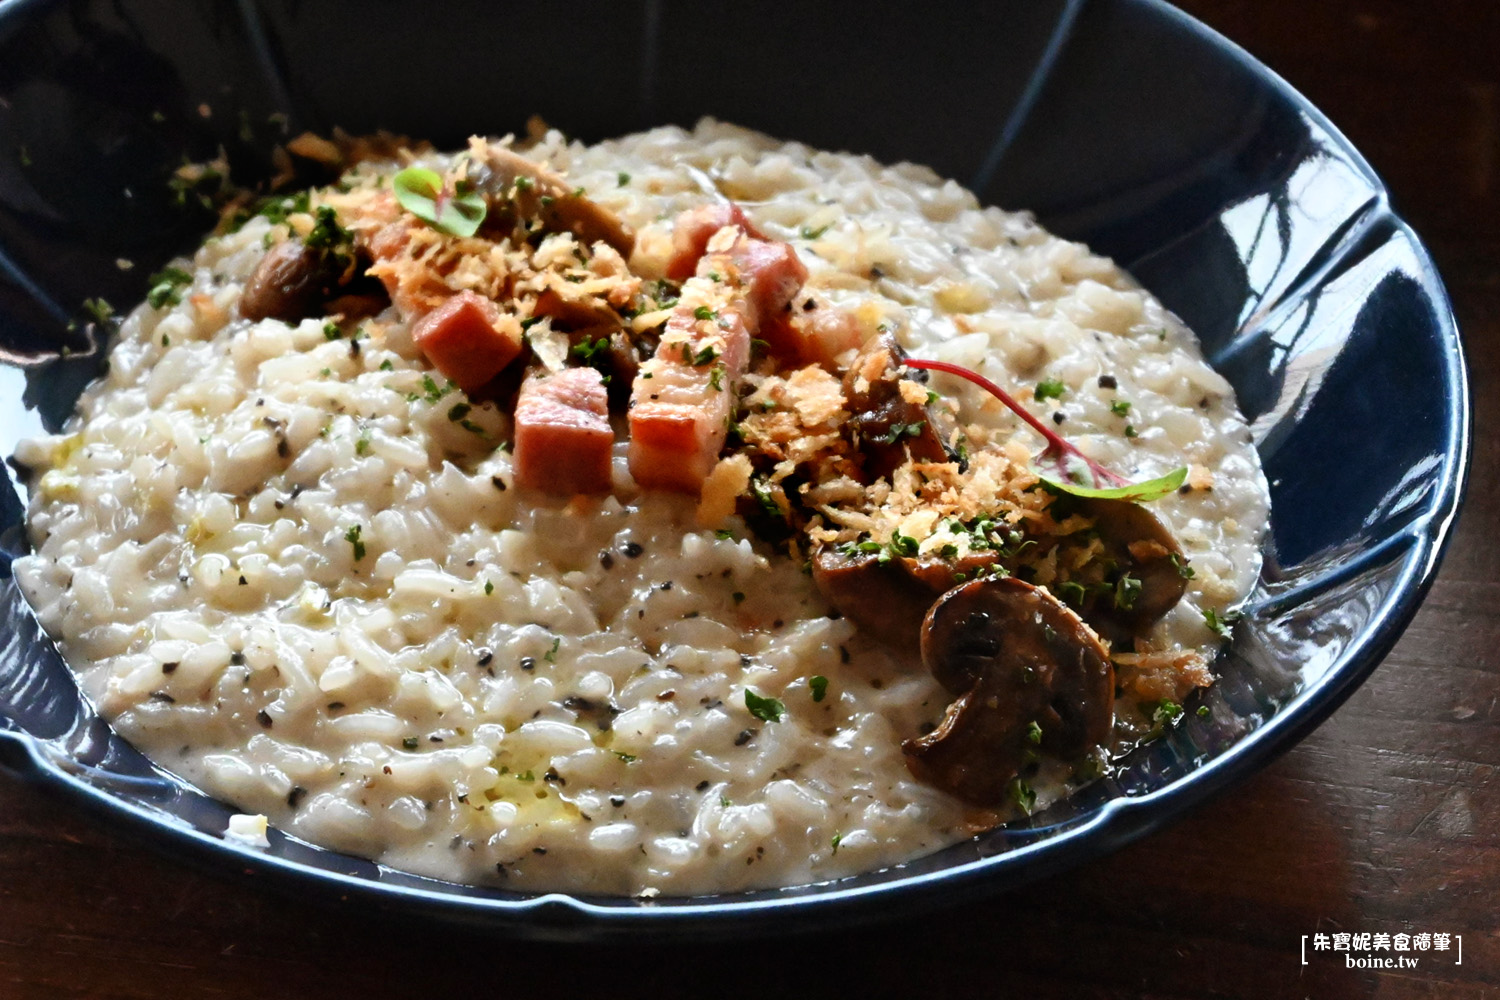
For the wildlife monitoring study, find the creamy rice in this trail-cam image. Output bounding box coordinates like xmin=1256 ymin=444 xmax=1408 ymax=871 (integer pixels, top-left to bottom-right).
xmin=13 ymin=120 xmax=1268 ymax=895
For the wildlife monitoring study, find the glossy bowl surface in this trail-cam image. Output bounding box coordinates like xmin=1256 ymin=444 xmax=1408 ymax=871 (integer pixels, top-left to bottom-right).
xmin=0 ymin=0 xmax=1469 ymax=940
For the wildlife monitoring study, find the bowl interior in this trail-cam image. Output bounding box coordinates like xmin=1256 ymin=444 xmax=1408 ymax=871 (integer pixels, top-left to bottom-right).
xmin=0 ymin=0 xmax=1467 ymax=938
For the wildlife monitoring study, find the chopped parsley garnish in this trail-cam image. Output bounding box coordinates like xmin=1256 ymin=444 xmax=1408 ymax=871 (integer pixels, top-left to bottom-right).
xmin=379 ymin=359 xmax=394 ymax=371
xmin=744 ymin=688 xmax=786 ymax=723
xmin=809 ymin=675 xmax=829 ymax=703
xmin=344 ymin=524 xmax=365 ymax=561
xmin=693 ymin=306 xmax=717 ymax=322
xmin=1109 ymin=399 xmax=1132 ymax=417
xmin=1171 ymin=553 xmax=1195 ymax=579
xmin=1196 ymin=705 xmax=1211 ymax=718
xmin=544 ymin=637 xmax=561 ymax=662
xmin=447 ymin=402 xmax=472 ymax=422
xmin=800 ymin=224 xmax=831 ymax=240
xmin=146 ymin=267 xmax=192 ymax=309
xmin=617 ymin=171 xmax=631 ymax=187
xmin=1026 ymin=720 xmax=1043 ymax=744
xmin=830 ymin=833 xmax=842 ymax=854
xmin=483 ymin=579 xmax=494 ymax=595
xmin=1113 ymin=573 xmax=1142 ymax=611
xmin=82 ymin=298 xmax=114 ymax=325
xmin=1124 ymin=424 xmax=1138 ymax=438
xmin=1008 ymin=778 xmax=1037 ymax=816
xmin=402 ymin=736 xmax=419 ymax=750
xmin=690 ymin=343 xmax=720 ymax=367
xmin=421 ymin=375 xmax=455 ymax=403
xmin=1033 ymin=378 xmax=1066 ymax=402
xmin=323 ymin=321 xmax=341 ymax=341
xmin=714 ymin=529 xmax=735 ymax=540
xmin=871 ymin=420 xmax=926 ymax=445
xmin=614 ymin=750 xmax=639 ymax=763
xmin=708 ymin=366 xmax=724 ymax=391
xmin=885 ymin=532 xmax=919 ymax=560
xmin=355 ymin=427 xmax=372 ymax=456
xmin=572 ymin=336 xmax=611 ymax=363
xmin=1203 ymin=607 xmax=1241 ymax=639
xmin=304 ymin=206 xmax=353 ymax=258
xmin=1152 ymin=701 xmax=1184 ymax=726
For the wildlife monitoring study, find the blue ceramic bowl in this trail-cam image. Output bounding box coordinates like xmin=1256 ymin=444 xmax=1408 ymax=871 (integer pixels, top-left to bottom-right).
xmin=0 ymin=0 xmax=1469 ymax=940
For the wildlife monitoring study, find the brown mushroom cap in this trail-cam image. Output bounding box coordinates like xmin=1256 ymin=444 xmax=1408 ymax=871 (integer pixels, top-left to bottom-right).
xmin=472 ymin=146 xmax=635 ymax=258
xmin=810 ymin=548 xmax=1003 ymax=650
xmin=841 ymin=334 xmax=949 ymax=480
xmin=1075 ymin=497 xmax=1188 ymax=639
xmin=810 ymin=548 xmax=931 ymax=649
xmin=240 ymin=238 xmax=341 ymax=322
xmin=904 ymin=577 xmax=1114 ymax=806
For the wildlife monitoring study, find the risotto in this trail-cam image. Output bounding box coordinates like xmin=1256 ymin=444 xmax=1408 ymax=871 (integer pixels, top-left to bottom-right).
xmin=12 ymin=120 xmax=1268 ymax=895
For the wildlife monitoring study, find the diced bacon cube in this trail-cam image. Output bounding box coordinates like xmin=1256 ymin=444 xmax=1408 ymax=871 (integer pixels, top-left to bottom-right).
xmin=410 ymin=291 xmax=523 ymax=394
xmin=666 ymin=203 xmax=763 ymax=280
xmin=513 ymin=368 xmax=614 ymax=495
xmin=628 ymin=304 xmax=750 ymax=493
xmin=725 ymin=237 xmax=808 ymax=356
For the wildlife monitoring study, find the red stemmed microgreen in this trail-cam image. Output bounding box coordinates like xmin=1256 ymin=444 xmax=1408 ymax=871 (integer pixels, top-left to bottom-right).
xmin=904 ymin=357 xmax=1186 ymax=502
xmin=393 ymin=166 xmax=487 ymax=238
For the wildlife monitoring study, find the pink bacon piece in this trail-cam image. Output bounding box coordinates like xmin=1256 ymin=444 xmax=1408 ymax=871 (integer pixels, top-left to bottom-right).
xmin=629 ymin=212 xmax=809 ymax=493
xmin=513 ymin=367 xmax=614 ymax=494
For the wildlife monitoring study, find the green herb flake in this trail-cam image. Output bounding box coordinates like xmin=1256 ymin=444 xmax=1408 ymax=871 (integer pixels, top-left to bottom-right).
xmin=744 ymin=688 xmax=786 ymax=724
xmin=355 ymin=427 xmax=372 ymax=456
xmin=1008 ymin=778 xmax=1037 ymax=816
xmin=809 ymin=675 xmax=829 ymax=703
xmin=1197 ymin=705 xmax=1211 ymax=718
xmin=1171 ymin=553 xmax=1195 ymax=579
xmin=617 ymin=171 xmax=631 ymax=187
xmin=544 ymin=637 xmax=560 ymax=663
xmin=1109 ymin=399 xmax=1132 ymax=417
xmin=1026 ymin=720 xmax=1043 ymax=745
xmin=448 ymin=402 xmax=472 ymax=422
xmin=1203 ymin=607 xmax=1242 ymax=639
xmin=146 ymin=267 xmax=193 ymax=309
xmin=344 ymin=524 xmax=366 ymax=561
xmin=800 ymin=224 xmax=831 ymax=240
xmin=1113 ymin=573 xmax=1142 ymax=612
xmin=1153 ymin=701 xmax=1184 ymax=726
xmin=614 ymin=750 xmax=639 ymax=763
xmin=379 ymin=359 xmax=395 ymax=371
xmin=392 ymin=166 xmax=487 ymax=237
xmin=692 ymin=306 xmax=717 ymax=322
xmin=690 ymin=343 xmax=720 ymax=367
xmin=1034 ymin=378 xmax=1066 ymax=402
xmin=323 ymin=321 xmax=341 ymax=341
xmin=483 ymin=579 xmax=494 ymax=596
xmin=401 ymin=736 xmax=419 ymax=750
xmin=708 ymin=366 xmax=724 ymax=391
xmin=830 ymin=832 xmax=842 ymax=854
xmin=82 ymin=298 xmax=115 ymax=325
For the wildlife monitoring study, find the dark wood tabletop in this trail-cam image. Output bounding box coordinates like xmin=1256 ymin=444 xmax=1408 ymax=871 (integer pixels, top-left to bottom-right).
xmin=3 ymin=3 xmax=1496 ymax=997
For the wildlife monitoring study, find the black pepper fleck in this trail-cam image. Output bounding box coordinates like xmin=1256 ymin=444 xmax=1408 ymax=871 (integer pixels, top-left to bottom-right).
xmin=256 ymin=709 xmax=273 ymax=728
xmin=695 ymin=780 xmax=711 ymax=792
xmin=1052 ymin=411 xmax=1066 ymax=425
xmin=491 ymin=475 xmax=507 ymax=491
xmin=477 ymin=648 xmax=493 ymax=666
xmin=287 ymin=786 xmax=307 ymax=809
xmin=161 ymin=661 xmax=179 ymax=674
xmin=734 ymin=729 xmax=756 ymax=746
xmin=610 ymin=795 xmax=626 ymax=807
xmin=1098 ymin=375 xmax=1118 ymax=389
xmin=599 ymin=550 xmax=615 ymax=570
xmin=622 ymin=542 xmax=643 ymax=558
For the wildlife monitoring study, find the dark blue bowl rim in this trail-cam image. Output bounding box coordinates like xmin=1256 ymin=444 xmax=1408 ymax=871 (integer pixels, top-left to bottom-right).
xmin=0 ymin=0 xmax=1472 ymax=937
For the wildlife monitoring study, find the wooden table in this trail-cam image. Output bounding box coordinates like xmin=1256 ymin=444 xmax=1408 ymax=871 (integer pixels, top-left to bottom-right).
xmin=3 ymin=3 xmax=1495 ymax=997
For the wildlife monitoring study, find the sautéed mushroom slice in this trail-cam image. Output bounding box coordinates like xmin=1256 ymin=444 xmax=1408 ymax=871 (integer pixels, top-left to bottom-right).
xmin=1073 ymin=497 xmax=1189 ymax=643
xmin=904 ymin=577 xmax=1113 ymax=806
